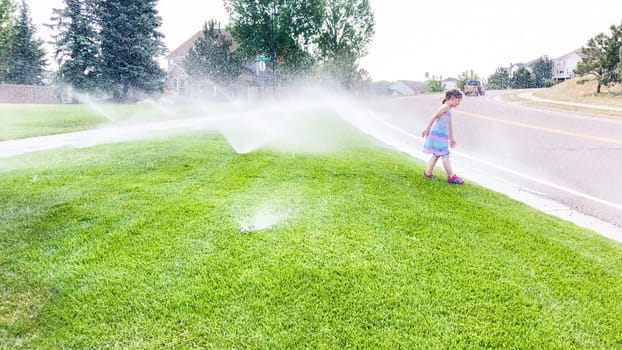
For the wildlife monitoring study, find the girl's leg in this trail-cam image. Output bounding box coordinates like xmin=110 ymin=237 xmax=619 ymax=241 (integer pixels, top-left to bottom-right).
xmin=442 ymin=155 xmax=464 ymax=183
xmin=426 ymin=155 xmax=440 ymax=174
xmin=441 ymin=155 xmax=454 ymax=177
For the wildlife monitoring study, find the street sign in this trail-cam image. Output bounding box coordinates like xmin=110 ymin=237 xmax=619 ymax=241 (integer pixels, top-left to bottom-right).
xmin=255 ymin=55 xmax=271 ymax=62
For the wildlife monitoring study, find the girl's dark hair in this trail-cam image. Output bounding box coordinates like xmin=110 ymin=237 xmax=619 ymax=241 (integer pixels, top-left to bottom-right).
xmin=442 ymin=89 xmax=463 ymax=104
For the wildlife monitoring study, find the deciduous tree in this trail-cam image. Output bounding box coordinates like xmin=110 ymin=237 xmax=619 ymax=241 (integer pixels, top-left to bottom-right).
xmin=225 ymin=0 xmax=375 ymax=89
xmin=575 ymin=22 xmax=622 ymax=93
xmin=317 ymin=0 xmax=375 ymax=89
xmin=457 ymin=70 xmax=480 ymax=90
xmin=224 ymin=0 xmax=323 ymax=81
xmin=425 ymin=78 xmax=444 ymax=93
xmin=318 ymin=0 xmax=375 ymax=88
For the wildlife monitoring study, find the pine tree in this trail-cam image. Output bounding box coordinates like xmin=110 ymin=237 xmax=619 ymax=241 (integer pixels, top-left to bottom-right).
xmin=532 ymin=56 xmax=553 ymax=88
xmin=576 ymin=23 xmax=622 ymax=93
xmin=6 ymin=0 xmax=46 ymax=85
xmin=0 ymin=0 xmax=15 ymax=82
xmin=487 ymin=67 xmax=510 ymax=90
xmin=510 ymin=67 xmax=533 ymax=89
xmin=184 ymin=20 xmax=241 ymax=91
xmin=50 ymin=0 xmax=100 ymax=93
xmin=95 ymin=0 xmax=165 ymax=101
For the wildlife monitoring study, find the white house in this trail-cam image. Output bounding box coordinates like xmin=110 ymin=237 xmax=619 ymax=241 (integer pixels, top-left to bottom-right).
xmin=552 ymin=49 xmax=584 ymax=81
xmin=507 ymin=49 xmax=584 ymax=81
xmin=442 ymin=77 xmax=458 ymax=90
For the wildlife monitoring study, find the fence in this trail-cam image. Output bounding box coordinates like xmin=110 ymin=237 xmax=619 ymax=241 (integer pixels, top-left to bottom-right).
xmin=0 ymin=84 xmax=60 ymax=104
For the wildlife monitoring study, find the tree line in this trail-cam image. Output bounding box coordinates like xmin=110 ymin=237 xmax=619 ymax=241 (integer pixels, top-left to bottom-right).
xmin=0 ymin=0 xmax=374 ymax=101
xmin=485 ymin=57 xmax=554 ymax=90
xmin=178 ymin=0 xmax=376 ymax=94
xmin=3 ymin=0 xmax=619 ymax=99
xmin=0 ymin=0 xmax=46 ymax=85
xmin=485 ymin=21 xmax=622 ymax=93
xmin=0 ymin=0 xmax=166 ymax=101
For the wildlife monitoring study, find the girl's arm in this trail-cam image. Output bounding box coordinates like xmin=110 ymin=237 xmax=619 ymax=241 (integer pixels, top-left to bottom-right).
xmin=421 ymin=104 xmax=449 ymax=137
xmin=448 ymin=113 xmax=456 ymax=148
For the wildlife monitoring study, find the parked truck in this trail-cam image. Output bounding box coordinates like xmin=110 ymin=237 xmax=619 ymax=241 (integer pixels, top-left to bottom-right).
xmin=463 ymin=80 xmax=485 ymax=96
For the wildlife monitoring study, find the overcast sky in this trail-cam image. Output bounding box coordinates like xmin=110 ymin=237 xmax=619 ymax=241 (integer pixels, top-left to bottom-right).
xmin=29 ymin=0 xmax=622 ymax=81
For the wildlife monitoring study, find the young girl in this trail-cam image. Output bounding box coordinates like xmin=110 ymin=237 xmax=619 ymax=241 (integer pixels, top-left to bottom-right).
xmin=421 ymin=89 xmax=464 ymax=184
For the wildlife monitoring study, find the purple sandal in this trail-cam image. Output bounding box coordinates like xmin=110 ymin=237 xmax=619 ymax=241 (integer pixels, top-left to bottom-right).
xmin=447 ymin=174 xmax=464 ymax=184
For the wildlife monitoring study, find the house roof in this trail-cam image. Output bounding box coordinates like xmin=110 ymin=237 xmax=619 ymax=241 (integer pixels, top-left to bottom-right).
xmin=555 ymin=48 xmax=584 ymax=60
xmin=397 ymin=80 xmax=425 ymax=93
xmin=370 ymin=82 xmax=391 ymax=95
xmin=165 ymin=29 xmax=234 ymax=60
xmin=167 ymin=60 xmax=189 ymax=78
xmin=389 ymin=80 xmax=425 ymax=95
xmin=166 ymin=31 xmax=202 ymax=60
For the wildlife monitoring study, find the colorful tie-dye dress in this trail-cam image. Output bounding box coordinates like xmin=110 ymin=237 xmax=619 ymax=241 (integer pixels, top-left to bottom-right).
xmin=423 ymin=110 xmax=451 ymax=156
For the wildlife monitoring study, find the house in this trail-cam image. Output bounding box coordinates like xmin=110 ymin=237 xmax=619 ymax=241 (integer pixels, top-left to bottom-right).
xmin=165 ymin=31 xmax=203 ymax=95
xmin=442 ymin=77 xmax=458 ymax=90
xmin=508 ymin=62 xmax=528 ymax=77
xmin=552 ymin=49 xmax=584 ymax=81
xmin=370 ymin=82 xmax=392 ymax=96
xmin=164 ymin=29 xmax=269 ymax=97
xmin=507 ymin=49 xmax=584 ymax=81
xmin=388 ymin=80 xmax=426 ymax=96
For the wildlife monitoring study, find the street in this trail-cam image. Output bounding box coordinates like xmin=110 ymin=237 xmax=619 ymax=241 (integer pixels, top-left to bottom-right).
xmin=371 ymin=91 xmax=622 ymax=230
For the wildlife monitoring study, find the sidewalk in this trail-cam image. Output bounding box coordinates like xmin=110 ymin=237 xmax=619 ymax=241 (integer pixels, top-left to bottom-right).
xmin=518 ymin=91 xmax=622 ymax=113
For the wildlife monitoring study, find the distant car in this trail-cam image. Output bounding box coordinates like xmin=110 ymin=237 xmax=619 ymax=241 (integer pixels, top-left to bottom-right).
xmin=463 ymin=80 xmax=485 ymax=96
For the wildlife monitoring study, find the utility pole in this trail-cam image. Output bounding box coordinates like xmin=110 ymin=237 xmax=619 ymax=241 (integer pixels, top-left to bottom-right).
xmin=271 ymin=1 xmax=278 ymax=93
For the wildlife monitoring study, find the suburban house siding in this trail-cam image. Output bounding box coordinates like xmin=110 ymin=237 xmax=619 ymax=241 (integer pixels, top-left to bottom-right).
xmin=442 ymin=77 xmax=458 ymax=90
xmin=165 ymin=31 xmax=203 ymax=94
xmin=165 ymin=29 xmax=269 ymax=97
xmin=552 ymin=49 xmax=584 ymax=81
xmin=508 ymin=49 xmax=584 ymax=81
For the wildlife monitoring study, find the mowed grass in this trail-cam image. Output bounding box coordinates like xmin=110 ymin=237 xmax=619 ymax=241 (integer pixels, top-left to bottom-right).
xmin=0 ymin=104 xmax=114 ymax=141
xmin=499 ymin=79 xmax=622 ymax=118
xmin=1 ymin=129 xmax=622 ymax=348
xmin=535 ymin=76 xmax=622 ymax=107
xmin=0 ymin=102 xmax=215 ymax=141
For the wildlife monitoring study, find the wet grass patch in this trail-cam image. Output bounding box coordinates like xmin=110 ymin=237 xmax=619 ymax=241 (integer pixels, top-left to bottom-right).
xmin=1 ymin=132 xmax=621 ymax=348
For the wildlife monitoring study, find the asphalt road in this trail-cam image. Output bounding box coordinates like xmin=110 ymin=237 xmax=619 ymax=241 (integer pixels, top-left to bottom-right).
xmin=371 ymin=91 xmax=622 ymax=229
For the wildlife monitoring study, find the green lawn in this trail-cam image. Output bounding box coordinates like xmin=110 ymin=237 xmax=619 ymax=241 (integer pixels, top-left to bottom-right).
xmin=1 ymin=128 xmax=621 ymax=348
xmin=0 ymin=102 xmax=225 ymax=141
xmin=0 ymin=104 xmax=113 ymax=141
